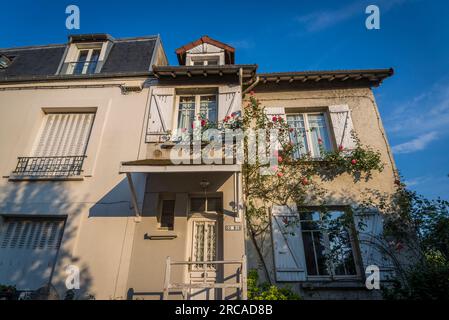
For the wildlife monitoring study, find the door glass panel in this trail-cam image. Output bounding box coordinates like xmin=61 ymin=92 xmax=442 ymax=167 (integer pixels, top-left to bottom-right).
xmin=287 ymin=114 xmax=309 ymax=158
xmin=178 ymin=96 xmax=195 ymax=132
xmin=308 ymin=114 xmax=332 ymax=157
xmin=200 ymin=96 xmax=217 ymax=123
xmin=193 ymin=222 xmax=205 ymax=268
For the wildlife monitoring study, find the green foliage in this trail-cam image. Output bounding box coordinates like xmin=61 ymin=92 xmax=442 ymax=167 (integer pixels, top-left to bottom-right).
xmin=247 ymin=270 xmax=301 ymax=300
xmin=0 ymin=284 xmax=16 ymax=294
xmin=383 ymin=250 xmax=449 ymax=300
xmin=379 ymin=184 xmax=449 ymax=300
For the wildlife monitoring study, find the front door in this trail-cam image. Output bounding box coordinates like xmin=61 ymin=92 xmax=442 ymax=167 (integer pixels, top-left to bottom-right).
xmin=188 ymin=218 xmax=218 ymax=300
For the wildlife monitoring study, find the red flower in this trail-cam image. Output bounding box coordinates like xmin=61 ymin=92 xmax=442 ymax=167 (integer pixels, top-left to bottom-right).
xmin=250 ymin=91 xmax=255 ymax=96
xmin=289 ymin=128 xmax=295 ymax=133
xmin=272 ymin=116 xmax=278 ymax=122
xmin=339 ymin=145 xmax=344 ymax=151
xmin=302 ymin=178 xmax=309 ymax=186
xmin=201 ymin=120 xmax=206 ymax=127
xmin=278 ymin=156 xmax=283 ymax=163
xmin=318 ymin=138 xmax=323 ymax=145
xmin=351 ymin=159 xmax=358 ymax=165
xmin=277 ymin=172 xmax=284 ymax=178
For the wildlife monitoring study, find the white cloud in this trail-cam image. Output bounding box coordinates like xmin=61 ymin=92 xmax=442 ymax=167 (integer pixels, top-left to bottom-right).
xmin=392 ymin=132 xmax=438 ymax=154
xmin=385 ymin=82 xmax=449 ymax=137
xmin=296 ymin=0 xmax=407 ymax=32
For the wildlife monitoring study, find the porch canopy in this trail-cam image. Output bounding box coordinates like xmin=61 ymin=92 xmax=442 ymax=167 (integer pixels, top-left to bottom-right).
xmin=120 ymin=159 xmax=243 ymax=221
xmin=119 ymin=159 xmax=241 ymax=174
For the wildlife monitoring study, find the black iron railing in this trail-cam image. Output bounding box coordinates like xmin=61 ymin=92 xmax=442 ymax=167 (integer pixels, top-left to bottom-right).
xmin=13 ymin=156 xmax=86 ymax=177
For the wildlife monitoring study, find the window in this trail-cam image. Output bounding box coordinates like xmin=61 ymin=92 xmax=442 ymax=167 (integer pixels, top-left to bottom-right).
xmin=13 ymin=112 xmax=95 ymax=177
xmin=160 ymin=200 xmax=175 ymax=230
xmin=190 ymin=197 xmax=222 ymax=213
xmin=287 ymin=113 xmax=333 ymax=158
xmin=0 ymin=54 xmax=12 ymax=69
xmin=72 ymin=48 xmax=102 ymax=75
xmin=190 ymin=57 xmax=219 ymax=66
xmin=300 ymin=210 xmax=357 ymax=278
xmin=177 ymin=94 xmax=217 ymax=132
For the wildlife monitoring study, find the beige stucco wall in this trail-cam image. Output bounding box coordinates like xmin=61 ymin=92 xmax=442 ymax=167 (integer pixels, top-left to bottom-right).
xmin=244 ymin=85 xmax=397 ymax=299
xmin=0 ymin=78 xmax=150 ymax=299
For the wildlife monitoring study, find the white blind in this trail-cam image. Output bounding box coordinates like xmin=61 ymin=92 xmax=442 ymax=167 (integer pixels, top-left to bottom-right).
xmin=33 ymin=113 xmax=95 ymax=157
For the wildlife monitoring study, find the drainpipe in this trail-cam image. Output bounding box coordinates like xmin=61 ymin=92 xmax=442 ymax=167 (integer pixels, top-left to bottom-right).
xmin=242 ymin=76 xmax=260 ymax=95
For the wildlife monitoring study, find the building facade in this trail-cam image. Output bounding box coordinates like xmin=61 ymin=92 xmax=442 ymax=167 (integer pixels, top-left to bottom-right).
xmin=0 ymin=34 xmax=395 ymax=300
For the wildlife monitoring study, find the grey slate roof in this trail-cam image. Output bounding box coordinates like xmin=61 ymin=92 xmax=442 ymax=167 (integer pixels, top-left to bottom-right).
xmin=0 ymin=35 xmax=158 ymax=83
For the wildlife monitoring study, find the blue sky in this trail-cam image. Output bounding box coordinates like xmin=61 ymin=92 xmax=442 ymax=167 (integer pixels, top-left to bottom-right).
xmin=1 ymin=0 xmax=448 ymax=200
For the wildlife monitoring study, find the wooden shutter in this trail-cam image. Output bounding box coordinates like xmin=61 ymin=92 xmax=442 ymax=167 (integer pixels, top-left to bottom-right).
xmin=218 ymin=85 xmax=241 ymax=121
xmin=271 ymin=205 xmax=306 ymax=282
xmin=0 ymin=218 xmax=65 ymax=290
xmin=147 ymin=87 xmax=175 ymax=142
xmin=354 ymin=209 xmax=396 ymax=281
xmin=328 ymin=104 xmax=356 ymax=150
xmin=33 ymin=113 xmax=95 ymax=157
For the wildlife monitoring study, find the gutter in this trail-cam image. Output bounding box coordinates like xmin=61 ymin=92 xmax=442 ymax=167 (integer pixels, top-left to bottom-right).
xmin=242 ymin=76 xmax=260 ymax=95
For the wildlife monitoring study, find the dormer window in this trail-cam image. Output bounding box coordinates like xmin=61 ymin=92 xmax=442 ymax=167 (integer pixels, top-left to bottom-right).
xmin=176 ymin=36 xmax=235 ymax=66
xmin=191 ymin=56 xmax=220 ymax=66
xmin=0 ymin=54 xmax=12 ymax=69
xmin=61 ymin=34 xmax=113 ymax=75
xmin=72 ymin=48 xmax=102 ymax=75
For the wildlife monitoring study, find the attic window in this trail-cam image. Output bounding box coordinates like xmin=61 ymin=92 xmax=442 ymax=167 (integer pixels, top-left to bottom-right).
xmin=0 ymin=55 xmax=12 ymax=69
xmin=190 ymin=56 xmax=219 ymax=66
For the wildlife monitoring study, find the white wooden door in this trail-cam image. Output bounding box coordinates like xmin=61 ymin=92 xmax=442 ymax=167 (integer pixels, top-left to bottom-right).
xmin=188 ymin=219 xmax=218 ymax=300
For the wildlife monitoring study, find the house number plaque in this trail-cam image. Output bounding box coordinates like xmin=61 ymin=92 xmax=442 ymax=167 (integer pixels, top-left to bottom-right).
xmin=225 ymin=225 xmax=242 ymax=232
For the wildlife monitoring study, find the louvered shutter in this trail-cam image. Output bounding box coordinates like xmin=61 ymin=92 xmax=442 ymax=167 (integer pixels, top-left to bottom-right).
xmin=218 ymin=85 xmax=240 ymax=121
xmin=328 ymin=104 xmax=357 ymax=150
xmin=147 ymin=87 xmax=175 ymax=142
xmin=354 ymin=209 xmax=396 ymax=281
xmin=0 ymin=218 xmax=65 ymax=290
xmin=33 ymin=113 xmax=95 ymax=157
xmin=271 ymin=205 xmax=306 ymax=282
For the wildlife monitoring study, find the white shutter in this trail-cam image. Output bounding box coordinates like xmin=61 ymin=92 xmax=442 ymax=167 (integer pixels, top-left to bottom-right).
xmin=147 ymin=87 xmax=175 ymax=142
xmin=218 ymin=85 xmax=241 ymax=121
xmin=354 ymin=209 xmax=396 ymax=281
xmin=271 ymin=205 xmax=306 ymax=282
xmin=0 ymin=218 xmax=65 ymax=290
xmin=33 ymin=113 xmax=95 ymax=157
xmin=328 ymin=104 xmax=356 ymax=150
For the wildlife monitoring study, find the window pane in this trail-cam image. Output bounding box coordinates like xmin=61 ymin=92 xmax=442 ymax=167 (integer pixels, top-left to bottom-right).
xmin=87 ymin=49 xmax=101 ymax=74
xmin=287 ymin=115 xmax=309 ymax=158
xmin=73 ymin=50 xmax=88 ymax=75
xmin=160 ymin=200 xmax=175 ymax=229
xmin=178 ymin=97 xmax=195 ymax=132
xmin=302 ymin=232 xmax=318 ymax=275
xmin=307 ymin=114 xmax=332 ymax=157
xmin=207 ymin=197 xmax=222 ymax=212
xmin=313 ymin=232 xmax=330 ymax=275
xmin=191 ymin=198 xmax=206 ymax=212
xmin=207 ymin=59 xmax=218 ymax=66
xmin=200 ymin=96 xmax=217 ymax=123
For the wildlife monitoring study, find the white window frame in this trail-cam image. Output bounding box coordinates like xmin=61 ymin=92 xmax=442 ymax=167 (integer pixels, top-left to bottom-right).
xmin=287 ymin=112 xmax=335 ymax=158
xmin=190 ymin=56 xmax=220 ymax=66
xmin=72 ymin=48 xmax=102 ymax=75
xmin=299 ymin=209 xmax=361 ymax=281
xmin=174 ymin=94 xmax=218 ymax=131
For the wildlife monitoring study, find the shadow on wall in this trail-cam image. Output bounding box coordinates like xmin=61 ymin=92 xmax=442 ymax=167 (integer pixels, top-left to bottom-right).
xmin=0 ymin=180 xmax=93 ymax=300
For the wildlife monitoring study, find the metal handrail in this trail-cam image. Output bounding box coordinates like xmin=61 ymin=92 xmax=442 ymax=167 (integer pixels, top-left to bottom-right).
xmin=162 ymin=255 xmax=248 ymax=300
xmin=13 ymin=155 xmax=87 ymax=177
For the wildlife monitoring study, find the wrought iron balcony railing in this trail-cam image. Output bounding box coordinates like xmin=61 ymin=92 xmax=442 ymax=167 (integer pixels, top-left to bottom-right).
xmin=13 ymin=156 xmax=86 ymax=178
xmin=60 ymin=60 xmax=104 ymax=75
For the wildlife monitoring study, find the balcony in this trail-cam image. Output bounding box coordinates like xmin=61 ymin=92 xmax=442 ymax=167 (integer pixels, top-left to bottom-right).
xmin=11 ymin=156 xmax=86 ymax=180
